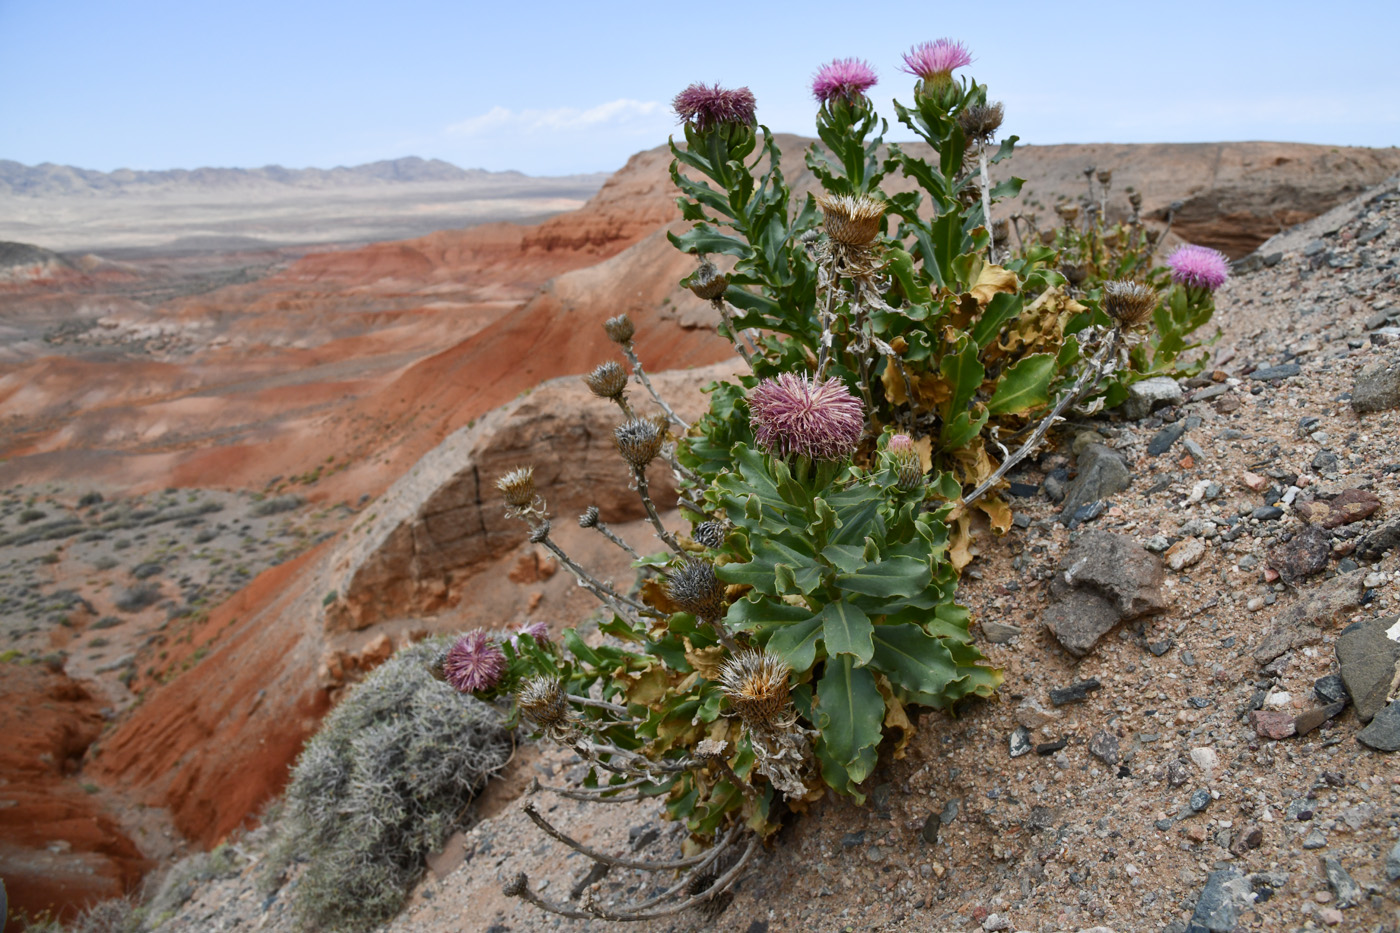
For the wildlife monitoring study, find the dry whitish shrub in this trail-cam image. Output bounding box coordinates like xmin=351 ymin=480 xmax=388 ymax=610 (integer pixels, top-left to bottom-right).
xmin=262 ymin=639 xmax=512 ymax=932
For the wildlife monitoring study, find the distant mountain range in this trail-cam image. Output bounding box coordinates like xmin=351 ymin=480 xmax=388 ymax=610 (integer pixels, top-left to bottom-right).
xmin=0 ymin=156 xmax=606 ymax=197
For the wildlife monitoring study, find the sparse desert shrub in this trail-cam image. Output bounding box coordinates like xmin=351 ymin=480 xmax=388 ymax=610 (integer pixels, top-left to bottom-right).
xmin=266 ymin=639 xmax=511 ymax=932
xmin=193 ymin=527 xmax=217 ymax=544
xmin=129 ymin=562 xmax=162 ymax=580
xmin=113 ymin=538 xmax=131 ymax=551
xmin=78 ymin=491 xmax=104 ymax=508
xmin=92 ymin=556 xmax=118 ymax=571
xmin=113 ymin=583 xmax=161 ymax=613
xmin=250 ymin=494 xmax=303 ymax=516
xmin=18 ymin=508 xmax=46 ymax=524
xmin=91 ymin=616 xmax=123 ymax=629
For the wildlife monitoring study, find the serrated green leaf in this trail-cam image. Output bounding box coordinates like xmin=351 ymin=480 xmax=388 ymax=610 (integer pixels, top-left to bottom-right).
xmin=939 ymin=337 xmax=984 ymax=423
xmin=939 ymin=406 xmax=988 ymax=451
xmin=815 ymin=599 xmax=873 ymax=664
xmin=986 ymin=353 xmax=1056 ymax=416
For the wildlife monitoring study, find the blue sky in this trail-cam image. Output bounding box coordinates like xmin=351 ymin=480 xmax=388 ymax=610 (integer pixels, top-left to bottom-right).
xmin=2 ymin=0 xmax=1396 ymax=177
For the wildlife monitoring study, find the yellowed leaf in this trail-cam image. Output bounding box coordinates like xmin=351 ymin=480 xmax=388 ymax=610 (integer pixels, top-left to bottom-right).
xmin=875 ymin=674 xmax=915 ymax=760
xmin=624 ymin=665 xmax=671 ymax=707
xmin=976 ymin=496 xmax=1012 ymax=535
xmin=948 ymin=512 xmax=976 ymax=571
xmin=970 ymin=262 xmax=1018 ymax=306
xmin=683 ymin=637 xmax=726 ymax=680
xmin=912 ymin=435 xmax=933 ymax=474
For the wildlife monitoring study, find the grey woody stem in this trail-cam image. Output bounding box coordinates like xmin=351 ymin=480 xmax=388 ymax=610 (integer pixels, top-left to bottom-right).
xmin=978 ymin=142 xmax=996 ymax=262
xmin=588 ymin=519 xmax=640 ymax=561
xmin=537 ymin=536 xmax=656 ymax=618
xmin=621 ymin=342 xmax=687 ymax=430
xmin=632 ymin=466 xmax=685 ymax=555
xmin=712 ymin=298 xmax=756 ymax=370
xmin=521 ymin=802 xmax=728 ymax=871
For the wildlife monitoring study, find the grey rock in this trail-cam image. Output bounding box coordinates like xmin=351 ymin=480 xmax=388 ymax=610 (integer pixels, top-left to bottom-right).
xmin=1250 ymin=362 xmax=1301 ymax=382
xmin=1060 ymin=443 xmax=1131 ymax=522
xmin=1191 ymin=383 xmax=1229 ymax=402
xmin=1155 ymin=818 xmax=1174 ymax=831
xmin=1043 ymin=531 xmax=1166 ymax=657
xmin=1352 ymin=353 xmax=1400 ymax=413
xmin=919 ymin=812 xmax=941 ymax=844
xmin=1042 ymin=589 xmax=1122 ymax=658
xmin=1253 ymin=571 xmax=1365 ymax=664
xmin=939 ymin=798 xmax=960 ymax=825
xmin=1185 ymin=868 xmax=1251 ymax=932
xmin=1302 ymin=828 xmax=1328 ymax=850
xmin=1009 ymin=726 xmax=1033 ymax=758
xmin=1088 ymin=730 xmax=1120 ymax=765
xmin=1302 ymin=239 xmax=1328 ymax=258
xmin=1293 ymin=700 xmax=1347 ymax=736
xmin=1147 ymin=422 xmax=1188 ymax=457
xmin=1123 ymin=376 xmax=1184 ymax=420
xmin=1251 ymin=506 xmax=1284 ymax=521
xmin=981 ymin=620 xmax=1022 ymax=644
xmin=1385 ymin=838 xmax=1400 ymax=882
xmin=1314 ymin=673 xmax=1348 ymax=705
xmin=1312 ymin=449 xmax=1340 ymax=473
xmin=1266 ymin=524 xmax=1332 ymax=583
xmin=1335 ymin=615 xmax=1400 ymax=722
xmin=1190 ymin=788 xmax=1211 ymax=812
xmin=1050 ymin=678 xmax=1102 ymax=706
xmin=1321 ymin=856 xmax=1361 ymax=908
xmin=1286 ymin=798 xmax=1314 ymax=822
xmin=1167 ymin=758 xmax=1191 ymax=787
xmin=1358 ymin=220 xmax=1389 ymax=244
xmin=1357 ymin=701 xmax=1400 ymax=752
xmin=1356 ymin=517 xmax=1400 ymax=562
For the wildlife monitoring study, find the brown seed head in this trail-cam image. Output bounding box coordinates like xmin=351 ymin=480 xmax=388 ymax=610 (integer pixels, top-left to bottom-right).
xmin=667 ymin=559 xmax=725 ymax=621
xmin=686 ymin=260 xmax=730 ymax=300
xmin=578 ymin=505 xmax=600 ymax=528
xmin=814 ymin=192 xmax=884 ymax=247
xmin=517 ymin=676 xmax=569 ymax=728
xmin=1102 ymin=280 xmax=1158 ymax=328
xmin=496 ymin=466 xmax=538 ymax=509
xmin=692 ymin=520 xmax=726 ymax=549
xmin=529 ymin=520 xmax=551 ymax=544
xmin=719 ymin=649 xmax=792 ymax=730
xmin=614 ymin=418 xmax=664 ymax=469
xmin=603 ymin=314 xmax=635 ymax=344
xmin=1128 ymin=191 xmax=1143 ymax=212
xmin=958 ymin=100 xmax=1004 ymax=143
xmin=584 ymin=361 xmax=629 ymax=400
xmin=1096 ymin=169 xmax=1113 ymax=186
xmin=1059 ymin=263 xmax=1088 ymax=287
xmin=1055 ymin=203 xmax=1080 ymax=225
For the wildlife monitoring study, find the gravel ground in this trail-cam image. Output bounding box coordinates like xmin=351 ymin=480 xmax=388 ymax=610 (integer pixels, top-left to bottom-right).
xmin=135 ymin=181 xmax=1400 ymax=933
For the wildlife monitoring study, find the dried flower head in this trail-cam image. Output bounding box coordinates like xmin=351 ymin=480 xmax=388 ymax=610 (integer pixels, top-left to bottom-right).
xmin=614 ymin=418 xmax=665 ymax=470
xmin=1128 ymin=190 xmax=1143 ymax=212
xmin=814 ymin=192 xmax=885 ymax=248
xmin=719 ymin=649 xmax=792 ymax=730
xmin=1166 ymin=244 xmax=1230 ymax=291
xmin=887 ymin=433 xmax=924 ymax=491
xmin=443 ymin=630 xmax=507 ymax=694
xmin=692 ymin=520 xmax=726 ymax=549
xmin=811 ymin=57 xmax=878 ymax=105
xmin=517 ymin=675 xmax=569 ymax=728
xmin=578 ymin=505 xmax=600 ymax=528
xmin=749 ymin=373 xmax=864 ymax=461
xmin=529 ymin=520 xmax=551 ymax=544
xmin=1055 ymin=203 xmax=1080 ymax=225
xmin=958 ymin=101 xmax=1004 ymax=143
xmin=1096 ymin=169 xmax=1113 ymax=186
xmin=693 ymin=737 xmax=729 ymax=759
xmin=673 ymin=83 xmax=757 ymax=131
xmin=1102 ymin=280 xmax=1158 ymax=328
xmin=667 ymin=559 xmax=726 ymax=621
xmin=900 ymin=39 xmax=973 ymax=83
xmin=1059 ymin=263 xmax=1088 ymax=287
xmin=684 ymin=260 xmax=730 ymax=300
xmin=584 ymin=361 xmax=629 ymax=400
xmin=496 ymin=466 xmax=538 ymax=510
xmin=603 ymin=314 xmax=634 ymax=344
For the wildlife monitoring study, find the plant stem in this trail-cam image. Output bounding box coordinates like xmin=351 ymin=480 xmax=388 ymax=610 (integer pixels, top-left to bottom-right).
xmin=712 ymin=298 xmax=756 ymax=371
xmin=621 ymin=342 xmax=687 ymax=430
xmin=815 ymin=254 xmax=841 ymax=378
xmin=978 ymin=142 xmax=996 ymax=262
xmin=589 ymin=520 xmax=640 ymax=560
xmin=632 ymin=466 xmax=685 ymax=555
xmin=537 ymin=536 xmax=655 ymax=617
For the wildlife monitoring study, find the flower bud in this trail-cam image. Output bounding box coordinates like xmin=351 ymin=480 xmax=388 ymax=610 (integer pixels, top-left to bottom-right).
xmin=517 ymin=676 xmax=569 ymax=729
xmin=684 ymin=260 xmax=729 ymax=300
xmin=529 ymin=520 xmax=551 ymax=544
xmin=814 ymin=192 xmax=884 ymax=248
xmin=496 ymin=466 xmax=538 ymax=509
xmin=578 ymin=505 xmax=600 ymax=528
xmin=584 ymin=361 xmax=629 ymax=400
xmin=957 ymin=101 xmax=1004 ymax=144
xmin=603 ymin=314 xmax=634 ymax=344
xmin=692 ymin=520 xmax=726 ymax=549
xmin=887 ymin=434 xmax=924 ymax=491
xmin=614 ymin=418 xmax=664 ymax=470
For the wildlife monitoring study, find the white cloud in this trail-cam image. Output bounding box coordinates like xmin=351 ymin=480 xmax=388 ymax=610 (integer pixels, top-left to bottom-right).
xmin=447 ymin=99 xmax=670 ymax=139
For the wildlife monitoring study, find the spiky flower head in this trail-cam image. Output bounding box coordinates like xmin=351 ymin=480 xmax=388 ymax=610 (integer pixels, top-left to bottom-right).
xmin=578 ymin=505 xmax=600 ymax=528
xmin=1096 ymin=169 xmax=1113 ymax=186
xmin=814 ymin=192 xmax=885 ymax=248
xmin=684 ymin=260 xmax=729 ymax=300
xmin=496 ymin=466 xmax=538 ymax=510
xmin=719 ymin=649 xmax=792 ymax=731
xmin=443 ymin=630 xmax=507 ymax=694
xmin=584 ymin=361 xmax=629 ymax=400
xmin=529 ymin=520 xmax=551 ymax=544
xmin=517 ymin=675 xmax=569 ymax=728
xmin=887 ymin=433 xmax=924 ymax=491
xmin=614 ymin=418 xmax=665 ymax=470
xmin=603 ymin=314 xmax=635 ymax=344
xmin=749 ymin=373 xmax=864 ymax=461
xmin=1166 ymin=244 xmax=1230 ymax=291
xmin=514 ymin=620 xmax=550 ymax=645
xmin=673 ymin=83 xmax=757 ymax=132
xmin=900 ymin=39 xmax=973 ymax=84
xmin=668 ymin=559 xmax=726 ymax=621
xmin=811 ymin=57 xmax=878 ymax=106
xmin=1102 ymin=280 xmax=1158 ymax=328
xmin=958 ymin=101 xmax=1004 ymax=144
xmin=692 ymin=520 xmax=726 ymax=549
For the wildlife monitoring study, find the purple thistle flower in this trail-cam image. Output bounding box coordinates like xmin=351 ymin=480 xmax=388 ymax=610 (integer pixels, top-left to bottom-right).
xmin=749 ymin=373 xmax=864 ymax=461
xmin=443 ymin=630 xmax=506 ymax=694
xmin=811 ymin=58 xmax=878 ymax=105
xmin=900 ymin=39 xmax=973 ymax=82
xmin=672 ymin=83 xmax=757 ymax=131
xmin=512 ymin=620 xmax=550 ymax=647
xmin=1166 ymin=244 xmax=1231 ymax=291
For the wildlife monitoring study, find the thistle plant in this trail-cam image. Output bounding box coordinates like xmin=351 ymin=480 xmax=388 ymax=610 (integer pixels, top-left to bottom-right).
xmin=430 ymin=39 xmax=1226 ymax=923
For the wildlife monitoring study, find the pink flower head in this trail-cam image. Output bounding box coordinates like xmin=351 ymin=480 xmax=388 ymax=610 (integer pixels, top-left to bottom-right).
xmin=900 ymin=39 xmax=973 ymax=82
xmin=512 ymin=620 xmax=550 ymax=647
xmin=888 ymin=433 xmax=915 ymax=455
xmin=811 ymin=58 xmax=878 ymax=105
xmin=443 ymin=630 xmax=506 ymax=694
xmin=673 ymin=83 xmax=757 ymax=131
xmin=1166 ymin=244 xmax=1231 ymax=291
xmin=749 ymin=373 xmax=864 ymax=461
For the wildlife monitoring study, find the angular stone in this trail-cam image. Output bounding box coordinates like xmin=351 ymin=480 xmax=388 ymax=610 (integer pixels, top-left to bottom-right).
xmin=1147 ymin=422 xmax=1188 ymax=457
xmin=1335 ymin=615 xmax=1400 ymax=722
xmin=1385 ymin=838 xmax=1400 ymax=882
xmin=1186 ymin=868 xmax=1251 ymax=932
xmin=1267 ymin=525 xmax=1332 ymax=583
xmin=1058 ymin=531 xmax=1167 ymax=619
xmin=1089 ymin=730 xmax=1120 ymax=765
xmin=980 ymin=620 xmax=1022 ymax=644
xmin=1043 ymin=588 xmax=1121 ymax=658
xmin=1297 ymin=488 xmax=1382 ymax=529
xmin=1249 ymin=709 xmax=1297 ymax=740
xmin=1250 ymin=362 xmax=1301 ymax=382
xmin=1166 ymin=537 xmax=1207 ymax=571
xmin=1357 ymin=701 xmax=1400 ymax=752
xmin=1321 ymin=856 xmax=1362 ymax=908
xmin=1009 ymin=726 xmax=1033 ymax=758
xmin=1050 ymin=678 xmax=1103 ymax=706
xmin=1123 ymin=376 xmax=1184 ymax=420
xmin=1293 ymin=701 xmax=1347 ymax=737
xmin=1060 ymin=444 xmax=1132 ymax=522
xmin=1356 ymin=517 xmax=1400 ymax=562
xmin=1229 ymin=824 xmax=1264 ymax=856
xmin=1252 ymin=572 xmax=1365 ymax=664
xmin=1314 ymin=673 xmax=1348 ymax=705
xmin=1351 ymin=352 xmax=1400 ymax=414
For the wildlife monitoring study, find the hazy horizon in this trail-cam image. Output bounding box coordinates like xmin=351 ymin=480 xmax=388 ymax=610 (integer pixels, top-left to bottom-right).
xmin=3 ymin=0 xmax=1398 ymax=177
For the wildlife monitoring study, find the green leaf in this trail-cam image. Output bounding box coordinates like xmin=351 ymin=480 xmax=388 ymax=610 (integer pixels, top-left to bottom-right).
xmin=938 ymin=337 xmax=984 ymax=423
xmin=885 ymin=246 xmax=932 ymax=306
xmin=815 ymin=599 xmax=873 ymax=665
xmin=869 ymin=623 xmax=962 ymax=697
xmin=836 ymin=556 xmax=931 ymax=599
xmin=986 ymin=353 xmax=1056 ymax=416
xmin=939 ymin=406 xmax=988 ymax=451
xmin=764 ymin=613 xmax=824 ymax=672
xmin=969 ymin=291 xmax=1022 ymax=350
xmin=725 ymin=594 xmax=811 ymax=630
xmin=815 ymin=657 xmax=882 ymax=784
